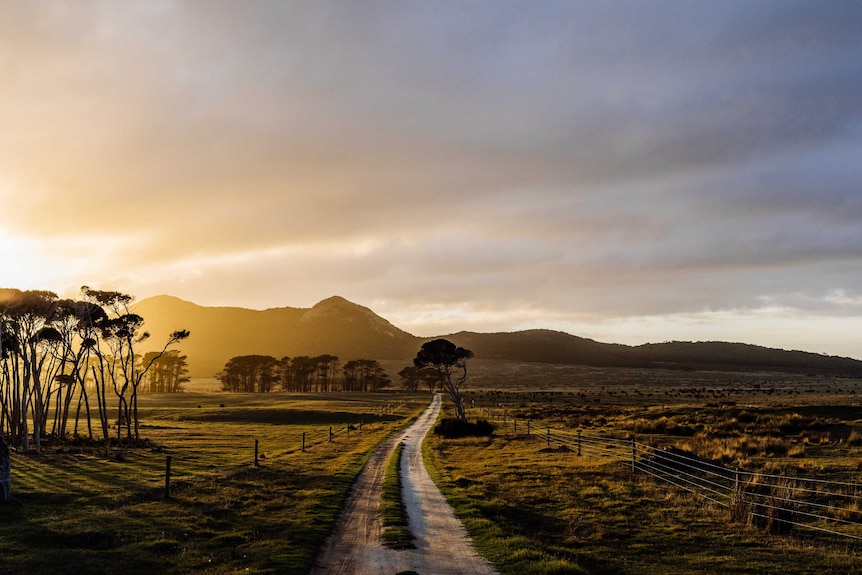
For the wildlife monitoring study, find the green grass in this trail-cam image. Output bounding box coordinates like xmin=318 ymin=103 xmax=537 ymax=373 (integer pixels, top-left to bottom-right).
xmin=380 ymin=441 xmax=415 ymax=549
xmin=426 ymin=432 xmax=862 ymax=574
xmin=423 ymin=390 xmax=862 ymax=575
xmin=2 ymin=392 xmax=429 ymax=575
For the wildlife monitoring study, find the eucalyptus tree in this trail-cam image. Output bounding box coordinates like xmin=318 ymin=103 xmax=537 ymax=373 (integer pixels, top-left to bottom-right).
xmin=413 ymin=339 xmax=474 ymax=422
xmin=313 ymin=355 xmax=339 ymax=392
xmin=81 ymin=287 xmax=188 ymax=443
xmin=217 ymin=355 xmax=278 ymax=392
xmin=59 ymin=299 xmax=108 ymax=439
xmin=0 ymin=314 xmax=17 ymax=439
xmin=287 ymin=356 xmax=316 ymax=392
xmin=397 ymin=365 xmax=437 ymax=392
xmin=342 ymin=359 xmax=390 ymax=392
xmin=141 ymin=350 xmax=189 ymax=393
xmin=0 ymin=289 xmax=61 ymax=452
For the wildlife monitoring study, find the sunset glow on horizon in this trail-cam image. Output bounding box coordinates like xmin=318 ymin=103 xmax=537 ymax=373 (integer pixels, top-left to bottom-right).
xmin=1 ymin=2 xmax=861 ymax=359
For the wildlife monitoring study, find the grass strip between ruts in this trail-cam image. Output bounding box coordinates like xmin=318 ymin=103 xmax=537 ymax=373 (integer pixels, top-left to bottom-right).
xmin=380 ymin=441 xmax=416 ymax=549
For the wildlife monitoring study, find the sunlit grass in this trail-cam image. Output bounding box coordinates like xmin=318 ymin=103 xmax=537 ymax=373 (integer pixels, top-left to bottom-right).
xmin=425 ymin=400 xmax=862 ymax=575
xmin=4 ymin=392 xmax=429 ymax=575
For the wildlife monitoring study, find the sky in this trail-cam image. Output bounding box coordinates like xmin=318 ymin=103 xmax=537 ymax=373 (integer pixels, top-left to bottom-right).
xmin=1 ymin=1 xmax=861 ymax=359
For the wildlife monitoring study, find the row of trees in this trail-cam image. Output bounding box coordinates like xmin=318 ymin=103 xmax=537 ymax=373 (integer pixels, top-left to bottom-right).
xmin=214 ymin=339 xmax=475 ymax=424
xmin=216 ymin=355 xmax=393 ymax=393
xmin=0 ymin=287 xmax=189 ymax=450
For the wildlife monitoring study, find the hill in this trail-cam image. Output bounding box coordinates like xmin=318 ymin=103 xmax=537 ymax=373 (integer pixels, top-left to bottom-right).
xmin=134 ymin=295 xmax=862 ymax=378
xmin=134 ymin=295 xmax=420 ymax=377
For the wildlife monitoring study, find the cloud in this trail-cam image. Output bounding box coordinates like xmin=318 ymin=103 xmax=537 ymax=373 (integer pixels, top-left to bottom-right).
xmin=0 ymin=1 xmax=860 ymax=357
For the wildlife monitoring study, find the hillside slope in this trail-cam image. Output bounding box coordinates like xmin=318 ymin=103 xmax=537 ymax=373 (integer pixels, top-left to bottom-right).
xmin=134 ymin=295 xmax=420 ymax=377
xmin=135 ymin=295 xmax=862 ymax=378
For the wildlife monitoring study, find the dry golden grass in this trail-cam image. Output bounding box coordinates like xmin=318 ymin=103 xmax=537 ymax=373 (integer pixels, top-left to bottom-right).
xmin=423 ymin=361 xmax=862 ymax=574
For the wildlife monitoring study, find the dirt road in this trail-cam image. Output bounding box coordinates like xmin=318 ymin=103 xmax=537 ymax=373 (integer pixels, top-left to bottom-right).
xmin=309 ymin=394 xmax=498 ymax=575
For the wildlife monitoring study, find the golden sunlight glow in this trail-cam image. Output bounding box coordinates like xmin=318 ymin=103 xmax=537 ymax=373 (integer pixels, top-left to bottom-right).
xmin=0 ymin=231 xmax=55 ymax=288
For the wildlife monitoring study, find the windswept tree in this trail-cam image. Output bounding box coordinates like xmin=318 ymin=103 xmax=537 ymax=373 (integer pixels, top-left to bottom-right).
xmin=413 ymin=339 xmax=473 ymax=422
xmin=82 ymin=287 xmax=189 ymax=443
xmin=0 ymin=289 xmax=62 ymax=452
xmin=0 ymin=286 xmax=187 ymax=449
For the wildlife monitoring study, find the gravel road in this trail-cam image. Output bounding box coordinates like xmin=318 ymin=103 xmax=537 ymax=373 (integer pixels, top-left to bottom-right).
xmin=309 ymin=394 xmax=498 ymax=575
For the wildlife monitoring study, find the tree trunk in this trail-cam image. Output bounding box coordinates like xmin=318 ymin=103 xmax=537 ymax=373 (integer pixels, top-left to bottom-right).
xmin=0 ymin=435 xmax=10 ymax=503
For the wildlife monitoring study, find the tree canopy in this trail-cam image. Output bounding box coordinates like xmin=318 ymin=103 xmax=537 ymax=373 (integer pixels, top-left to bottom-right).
xmin=413 ymin=339 xmax=473 ymax=422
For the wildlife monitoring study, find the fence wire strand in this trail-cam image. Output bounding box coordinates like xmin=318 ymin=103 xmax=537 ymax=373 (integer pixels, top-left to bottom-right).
xmin=486 ymin=411 xmax=862 ymax=543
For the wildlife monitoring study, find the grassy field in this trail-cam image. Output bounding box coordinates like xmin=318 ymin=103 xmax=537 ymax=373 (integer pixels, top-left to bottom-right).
xmin=425 ymin=362 xmax=862 ymax=574
xmin=4 ymin=362 xmax=862 ymax=574
xmin=2 ymin=391 xmax=429 ymax=575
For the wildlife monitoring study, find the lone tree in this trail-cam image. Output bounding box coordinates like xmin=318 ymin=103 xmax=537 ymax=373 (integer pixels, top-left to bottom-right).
xmin=413 ymin=339 xmax=473 ymax=422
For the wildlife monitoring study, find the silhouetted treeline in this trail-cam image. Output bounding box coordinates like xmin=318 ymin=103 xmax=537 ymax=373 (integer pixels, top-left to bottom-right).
xmin=0 ymin=287 xmax=189 ymax=452
xmin=216 ymin=354 xmax=394 ymax=392
xmin=141 ymin=350 xmax=190 ymax=393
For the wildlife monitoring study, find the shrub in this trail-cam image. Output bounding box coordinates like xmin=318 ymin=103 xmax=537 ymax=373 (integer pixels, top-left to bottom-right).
xmin=433 ymin=418 xmax=495 ymax=438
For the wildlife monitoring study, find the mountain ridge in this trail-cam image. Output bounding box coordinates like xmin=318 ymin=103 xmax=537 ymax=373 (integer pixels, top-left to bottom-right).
xmin=134 ymin=295 xmax=862 ymax=378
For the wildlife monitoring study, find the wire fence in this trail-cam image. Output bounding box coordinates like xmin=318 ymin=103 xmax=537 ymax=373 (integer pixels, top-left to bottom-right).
xmin=480 ymin=411 xmax=862 ymax=542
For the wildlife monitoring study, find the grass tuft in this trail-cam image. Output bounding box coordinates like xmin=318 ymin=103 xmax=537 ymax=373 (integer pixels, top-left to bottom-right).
xmin=380 ymin=441 xmax=416 ymax=549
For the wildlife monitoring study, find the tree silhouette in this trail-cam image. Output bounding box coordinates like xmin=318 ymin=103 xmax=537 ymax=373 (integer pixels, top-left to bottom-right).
xmin=217 ymin=355 xmax=278 ymax=392
xmin=413 ymin=339 xmax=473 ymax=422
xmin=342 ymin=359 xmax=389 ymax=392
xmin=398 ymin=365 xmax=437 ymax=392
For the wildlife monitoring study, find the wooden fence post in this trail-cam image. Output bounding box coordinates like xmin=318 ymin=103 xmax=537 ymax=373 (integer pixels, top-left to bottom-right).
xmin=164 ymin=455 xmax=172 ymax=499
xmin=631 ymin=438 xmax=637 ymax=474
xmin=527 ymin=420 xmax=531 ymax=436
xmin=254 ymin=439 xmax=259 ymax=466
xmin=302 ymin=432 xmax=306 ymax=453
xmin=329 ymin=426 xmax=333 ymax=442
xmin=547 ymin=427 xmax=551 ymax=447
xmin=577 ymin=430 xmax=581 ymax=456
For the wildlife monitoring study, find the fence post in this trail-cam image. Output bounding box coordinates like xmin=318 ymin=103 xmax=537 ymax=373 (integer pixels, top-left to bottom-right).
xmin=527 ymin=420 xmax=531 ymax=436
xmin=547 ymin=427 xmax=550 ymax=447
xmin=577 ymin=430 xmax=581 ymax=456
xmin=302 ymin=432 xmax=306 ymax=453
xmin=164 ymin=455 xmax=172 ymax=499
xmin=514 ymin=420 xmax=517 ymax=435
xmin=254 ymin=439 xmax=259 ymax=466
xmin=631 ymin=438 xmax=636 ymax=474
xmin=329 ymin=426 xmax=333 ymax=442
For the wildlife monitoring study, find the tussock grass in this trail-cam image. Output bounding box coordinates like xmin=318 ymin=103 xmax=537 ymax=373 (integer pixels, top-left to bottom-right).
xmin=425 ymin=400 xmax=862 ymax=575
xmin=3 ymin=392 xmax=428 ymax=574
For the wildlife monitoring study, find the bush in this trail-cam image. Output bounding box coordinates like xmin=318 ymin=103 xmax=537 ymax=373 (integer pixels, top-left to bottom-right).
xmin=433 ymin=418 xmax=495 ymax=438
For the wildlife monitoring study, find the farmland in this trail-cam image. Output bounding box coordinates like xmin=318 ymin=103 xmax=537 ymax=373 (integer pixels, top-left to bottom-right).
xmin=1 ymin=390 xmax=428 ymax=575
xmin=2 ymin=362 xmax=862 ymax=574
xmin=429 ymin=361 xmax=862 ymax=574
